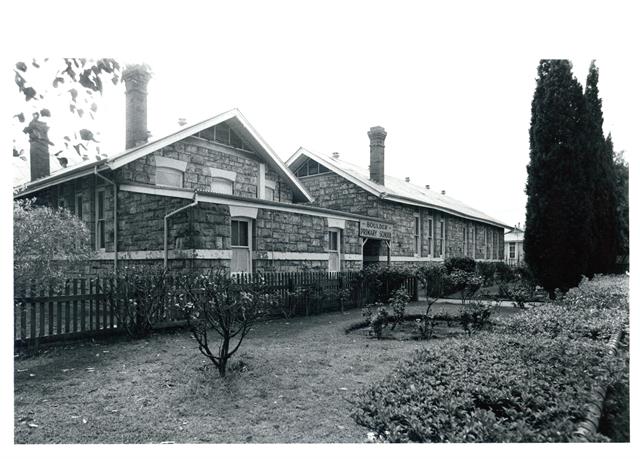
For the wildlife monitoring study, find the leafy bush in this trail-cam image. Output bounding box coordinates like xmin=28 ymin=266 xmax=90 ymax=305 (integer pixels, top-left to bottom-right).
xmin=14 ymin=198 xmax=91 ymax=287
xmin=498 ymin=281 xmax=536 ymax=308
xmin=362 ymin=303 xmax=389 ymax=339
xmin=358 ymin=264 xmax=415 ymax=303
xmin=444 ymin=256 xmax=476 ymax=274
xmin=494 ymin=262 xmax=516 ymax=283
xmin=476 ymin=262 xmax=498 ymax=286
xmin=104 ymin=265 xmax=175 ymax=338
xmin=497 ymin=275 xmax=628 ymax=341
xmin=176 ymin=270 xmax=274 ymax=377
xmin=389 ymin=287 xmax=410 ymax=329
xmin=459 ymin=302 xmax=493 ymax=335
xmin=351 ymin=333 xmax=613 ymax=442
xmin=446 ymin=269 xmax=483 ymax=303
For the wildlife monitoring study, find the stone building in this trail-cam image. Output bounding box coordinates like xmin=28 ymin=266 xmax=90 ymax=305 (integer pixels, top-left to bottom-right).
xmin=286 ymin=126 xmax=510 ymax=266
xmin=14 ymin=65 xmax=381 ymax=276
xmin=504 ymin=225 xmax=525 ymax=266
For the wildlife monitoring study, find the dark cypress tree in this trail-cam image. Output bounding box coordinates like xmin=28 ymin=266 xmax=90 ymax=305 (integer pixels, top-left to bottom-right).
xmin=524 ymin=60 xmax=593 ymax=295
xmin=584 ymin=61 xmax=618 ymax=275
xmin=609 ymin=134 xmax=629 ymax=267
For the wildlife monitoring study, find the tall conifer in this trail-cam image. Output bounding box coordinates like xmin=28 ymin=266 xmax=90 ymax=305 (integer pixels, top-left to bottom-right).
xmin=584 ymin=61 xmax=618 ymax=274
xmin=524 ymin=60 xmax=592 ymax=295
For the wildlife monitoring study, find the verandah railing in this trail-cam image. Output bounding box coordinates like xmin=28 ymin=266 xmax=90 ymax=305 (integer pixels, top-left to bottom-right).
xmin=14 ymin=271 xmax=418 ymax=345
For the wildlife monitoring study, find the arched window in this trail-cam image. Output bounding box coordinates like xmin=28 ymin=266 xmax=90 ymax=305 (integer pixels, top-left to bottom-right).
xmin=155 ymin=156 xmax=188 ymax=188
xmin=210 ymin=167 xmax=236 ymax=195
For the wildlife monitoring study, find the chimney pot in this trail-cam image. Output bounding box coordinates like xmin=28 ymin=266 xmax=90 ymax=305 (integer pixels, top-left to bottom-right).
xmin=332 ymin=151 xmax=340 ymax=159
xmin=405 ymin=177 xmax=410 ymax=182
xmin=441 ymin=190 xmax=446 ymax=195
xmin=368 ymin=126 xmax=387 ymax=185
xmin=425 ymin=184 xmax=430 ymax=189
xmin=123 ymin=64 xmax=151 ymax=149
xmin=26 ymin=115 xmax=50 ymax=180
xmin=178 ymin=118 xmax=187 ymax=127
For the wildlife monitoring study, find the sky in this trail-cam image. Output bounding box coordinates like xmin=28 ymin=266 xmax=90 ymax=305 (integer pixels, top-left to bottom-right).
xmin=7 ymin=1 xmax=638 ymax=230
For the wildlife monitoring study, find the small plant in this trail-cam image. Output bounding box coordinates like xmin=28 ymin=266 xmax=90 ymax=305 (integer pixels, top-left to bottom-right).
xmin=389 ymin=287 xmax=410 ymax=330
xmin=415 ymin=315 xmax=436 ymax=340
xmin=499 ymin=281 xmax=535 ymax=308
xmin=459 ymin=301 xmax=492 ymax=336
xmin=447 ymin=269 xmax=483 ymax=304
xmin=363 ymin=302 xmax=389 ymax=339
xmin=177 ymin=270 xmax=273 ymax=377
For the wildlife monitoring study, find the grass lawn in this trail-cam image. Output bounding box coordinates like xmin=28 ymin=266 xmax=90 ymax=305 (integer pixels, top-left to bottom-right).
xmin=12 ymin=302 xmax=532 ymax=444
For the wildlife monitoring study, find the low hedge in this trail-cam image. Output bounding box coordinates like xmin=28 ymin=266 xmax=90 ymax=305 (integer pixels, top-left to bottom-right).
xmin=496 ymin=275 xmax=628 ymax=342
xmin=350 ymin=333 xmax=613 ymax=442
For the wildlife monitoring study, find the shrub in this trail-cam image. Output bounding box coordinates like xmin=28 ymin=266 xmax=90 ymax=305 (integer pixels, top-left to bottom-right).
xmin=389 ymin=287 xmax=410 ymax=329
xmin=351 ymin=333 xmax=613 ymax=442
xmin=498 ymin=281 xmax=536 ymax=308
xmin=476 ymin=262 xmax=497 ymax=286
xmin=494 ymin=262 xmax=515 ymax=283
xmin=176 ymin=270 xmax=273 ymax=377
xmin=459 ymin=302 xmax=493 ymax=335
xmin=104 ymin=265 xmax=175 ymax=338
xmin=358 ymin=264 xmax=415 ymax=304
xmin=446 ymin=269 xmax=483 ymax=303
xmin=496 ymin=275 xmax=628 ymax=342
xmin=444 ymin=256 xmax=476 ymax=274
xmin=362 ymin=303 xmax=389 ymax=339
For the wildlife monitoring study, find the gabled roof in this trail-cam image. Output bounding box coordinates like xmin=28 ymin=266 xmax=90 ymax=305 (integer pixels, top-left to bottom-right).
xmin=287 ymin=147 xmax=511 ymax=229
xmin=15 ymin=109 xmax=313 ymax=202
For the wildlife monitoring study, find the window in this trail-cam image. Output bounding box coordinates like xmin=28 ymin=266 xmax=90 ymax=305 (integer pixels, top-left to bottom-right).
xmin=485 ymin=228 xmax=490 ymax=259
xmin=58 ymin=197 xmax=67 ymax=210
xmin=231 ymin=219 xmax=251 ymax=273
xmin=211 ymin=177 xmax=234 ymax=195
xmin=328 ymin=229 xmax=341 ymax=272
xmin=469 ymin=225 xmax=475 ymax=258
xmin=196 ymin=124 xmax=254 ymax=152
xmin=438 ymin=217 xmax=446 ymax=258
xmin=294 ymin=159 xmax=330 ymax=177
xmin=96 ymin=189 xmax=105 ymax=250
xmin=75 ymin=194 xmax=83 ymax=220
xmin=427 ymin=217 xmax=433 ymax=257
xmin=509 ymin=242 xmax=516 ymax=259
xmin=413 ymin=214 xmax=421 ymax=256
xmin=156 ymin=167 xmax=184 ymax=187
xmin=463 ymin=224 xmax=468 ymax=256
xmin=494 ymin=232 xmax=499 ymax=259
xmin=265 ymin=186 xmax=275 ymax=201
xmin=210 ymin=167 xmax=237 ymax=195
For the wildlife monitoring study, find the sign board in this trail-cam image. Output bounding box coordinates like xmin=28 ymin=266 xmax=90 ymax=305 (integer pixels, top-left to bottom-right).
xmin=359 ymin=219 xmax=392 ymax=240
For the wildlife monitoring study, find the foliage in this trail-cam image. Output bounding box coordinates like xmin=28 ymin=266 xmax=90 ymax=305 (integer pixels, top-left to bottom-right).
xmin=176 ymin=270 xmax=274 ymax=377
xmin=498 ymin=281 xmax=536 ymax=308
xmin=610 ymin=135 xmax=629 ymax=263
xmin=104 ymin=265 xmax=174 ymax=338
xmin=13 ymin=58 xmax=122 ymax=167
xmin=459 ymin=302 xmax=493 ymax=335
xmin=13 ymin=198 xmax=91 ymax=286
xmin=362 ymin=303 xmax=389 ymax=339
xmin=357 ymin=264 xmax=414 ymax=303
xmin=414 ymin=316 xmax=436 ymax=340
xmin=389 ymin=287 xmax=410 ymax=329
xmin=446 ymin=269 xmax=483 ymax=304
xmin=475 ymin=262 xmax=497 ymax=286
xmin=496 ymin=275 xmax=628 ymax=342
xmin=444 ymin=256 xmax=476 ymax=274
xmin=351 ymin=333 xmax=613 ymax=442
xmin=525 ymin=60 xmax=594 ymax=295
xmin=584 ymin=61 xmax=618 ymax=276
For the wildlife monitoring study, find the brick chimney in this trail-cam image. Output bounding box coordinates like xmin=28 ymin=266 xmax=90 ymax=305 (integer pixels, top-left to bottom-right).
xmin=26 ymin=115 xmax=50 ymax=180
xmin=368 ymin=126 xmax=386 ymax=185
xmin=122 ymin=64 xmax=151 ymax=149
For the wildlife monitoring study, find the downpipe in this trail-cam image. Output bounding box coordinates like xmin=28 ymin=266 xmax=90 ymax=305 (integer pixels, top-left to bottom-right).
xmin=94 ymin=166 xmax=118 ymax=275
xmin=164 ymin=191 xmax=199 ymax=269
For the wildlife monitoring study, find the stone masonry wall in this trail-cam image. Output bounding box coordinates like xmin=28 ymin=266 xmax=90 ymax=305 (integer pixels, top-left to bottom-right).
xmin=116 ymin=137 xmax=295 ymax=203
xmin=300 ymin=170 xmax=505 ymax=261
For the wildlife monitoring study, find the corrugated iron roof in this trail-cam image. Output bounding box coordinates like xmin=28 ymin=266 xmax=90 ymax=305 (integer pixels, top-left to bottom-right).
xmin=15 ymin=109 xmax=313 ymax=202
xmin=287 ymin=147 xmax=511 ymax=229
